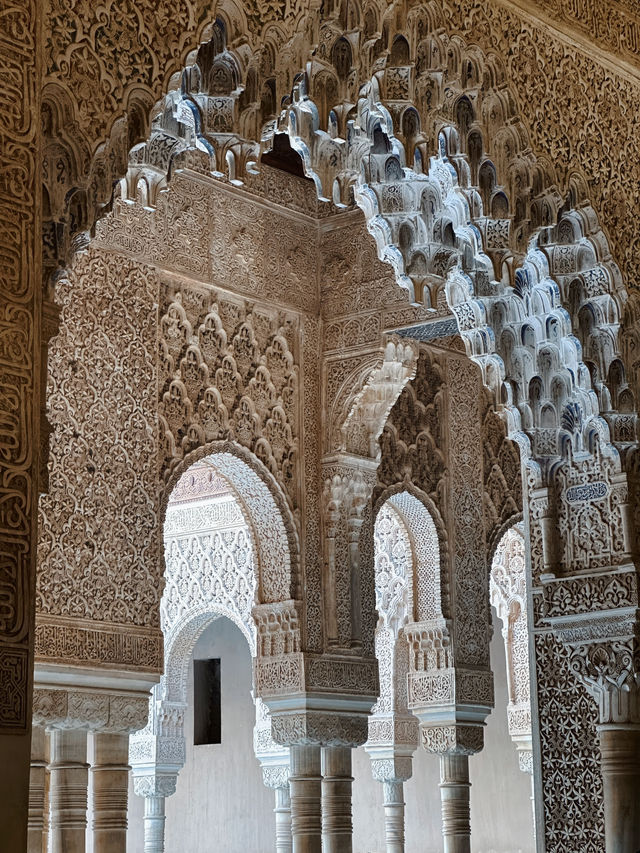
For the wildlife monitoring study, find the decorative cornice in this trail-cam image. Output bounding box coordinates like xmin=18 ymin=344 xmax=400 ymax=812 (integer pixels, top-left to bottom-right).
xmin=34 ymin=617 xmax=163 ymax=672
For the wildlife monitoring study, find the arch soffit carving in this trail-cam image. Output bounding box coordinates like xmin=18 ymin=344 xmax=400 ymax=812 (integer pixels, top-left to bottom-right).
xmin=163 ymin=440 xmax=300 ymax=603
xmin=487 ymin=511 xmax=524 ymax=571
xmin=329 ymin=338 xmax=419 ymax=458
xmin=373 ymin=482 xmax=448 ymax=622
xmin=162 ymin=604 xmax=256 ymax=706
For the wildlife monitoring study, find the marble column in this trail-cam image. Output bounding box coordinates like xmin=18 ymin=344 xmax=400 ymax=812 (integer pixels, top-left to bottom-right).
xmin=27 ymin=725 xmax=47 ymax=853
xmin=289 ymin=744 xmax=322 ymax=853
xmin=258 ymin=760 xmax=293 ymax=853
xmin=132 ymin=774 xmax=179 ymax=853
xmin=515 ymin=748 xmax=536 ymax=847
xmin=381 ymin=780 xmax=406 ymax=853
xmin=368 ymin=753 xmax=414 ymax=853
xmin=439 ymin=754 xmax=471 ymax=853
xmin=143 ymin=795 xmax=167 ymax=853
xmin=90 ymin=732 xmax=130 ymax=853
xmin=599 ymin=724 xmax=640 ymax=853
xmin=275 ymin=783 xmax=293 ymax=853
xmin=321 ymin=746 xmax=353 ymax=853
xmin=48 ymin=729 xmax=89 ymax=853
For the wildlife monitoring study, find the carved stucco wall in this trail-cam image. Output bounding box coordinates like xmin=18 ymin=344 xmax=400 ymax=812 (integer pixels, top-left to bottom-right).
xmin=36 ymin=169 xmax=316 ymax=671
xmin=5 ymin=0 xmax=638 ymax=704
xmin=376 ymin=348 xmax=493 ymax=739
xmin=162 ymin=493 xmax=256 ymax=658
xmin=36 ymin=250 xmax=162 ymax=669
xmin=0 ymin=2 xmax=638 ymax=849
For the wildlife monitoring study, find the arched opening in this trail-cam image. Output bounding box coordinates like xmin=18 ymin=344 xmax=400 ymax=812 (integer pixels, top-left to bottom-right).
xmin=486 ymin=523 xmax=536 ymax=849
xmin=358 ymin=491 xmax=436 ymax=852
xmin=129 ymin=453 xmax=292 ymax=852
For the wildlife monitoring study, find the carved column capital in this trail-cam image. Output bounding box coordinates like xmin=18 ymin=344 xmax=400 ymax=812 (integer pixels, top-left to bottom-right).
xmin=33 ymin=687 xmax=149 ymax=733
xmin=270 ymin=711 xmax=369 ymax=749
xmin=260 ymin=763 xmax=290 ymax=790
xmin=568 ymin=638 xmax=640 ymax=725
xmin=323 ymin=473 xmax=347 ymax=535
xmin=421 ymin=724 xmax=485 ymax=756
xmin=366 ymin=714 xmax=419 ymax=754
xmin=133 ymin=774 xmax=178 ymax=799
xmin=518 ymin=748 xmax=533 ymax=775
xmin=404 ymin=621 xmax=493 ymax=756
xmin=369 ymin=755 xmax=413 ymax=784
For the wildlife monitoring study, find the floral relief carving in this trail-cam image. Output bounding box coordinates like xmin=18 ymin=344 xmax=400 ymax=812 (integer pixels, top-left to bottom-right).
xmin=37 ymin=250 xmax=162 ymax=650
xmin=482 ymin=405 xmax=523 ymax=556
xmin=375 ymin=349 xmax=446 ymax=508
xmin=158 ymin=283 xmax=301 ymax=517
xmin=35 ymin=223 xmax=305 ymax=669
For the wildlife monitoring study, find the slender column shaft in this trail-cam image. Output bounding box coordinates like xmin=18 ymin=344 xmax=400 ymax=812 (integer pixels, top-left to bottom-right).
xmin=27 ymin=725 xmax=47 ymax=853
xmin=529 ymin=773 xmax=536 ymax=849
xmin=44 ymin=732 xmax=51 ymax=853
xmin=289 ymin=744 xmax=322 ymax=853
xmin=439 ymin=754 xmax=471 ymax=853
xmin=275 ymin=784 xmax=293 ymax=853
xmin=90 ymin=732 xmax=130 ymax=853
xmin=599 ymin=725 xmax=640 ymax=853
xmin=382 ymin=780 xmax=405 ymax=853
xmin=143 ymin=796 xmax=167 ymax=853
xmin=321 ymin=746 xmax=353 ymax=853
xmin=48 ymin=729 xmax=89 ymax=853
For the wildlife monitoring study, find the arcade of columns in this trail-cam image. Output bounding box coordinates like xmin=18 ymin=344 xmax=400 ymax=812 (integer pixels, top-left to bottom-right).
xmin=3 ymin=0 xmax=640 ymax=851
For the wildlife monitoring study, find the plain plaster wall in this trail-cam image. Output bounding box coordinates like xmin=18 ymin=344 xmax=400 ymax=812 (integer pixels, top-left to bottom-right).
xmin=128 ymin=611 xmax=535 ymax=853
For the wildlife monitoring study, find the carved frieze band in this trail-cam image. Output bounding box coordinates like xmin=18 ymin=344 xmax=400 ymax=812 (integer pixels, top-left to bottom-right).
xmin=255 ymin=653 xmax=379 ymax=698
xmin=542 ymin=569 xmax=638 ymax=619
xmin=504 ymin=0 xmax=640 ymax=73
xmin=0 ymin=0 xmax=40 ymax=730
xmin=35 ymin=618 xmax=163 ymax=671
